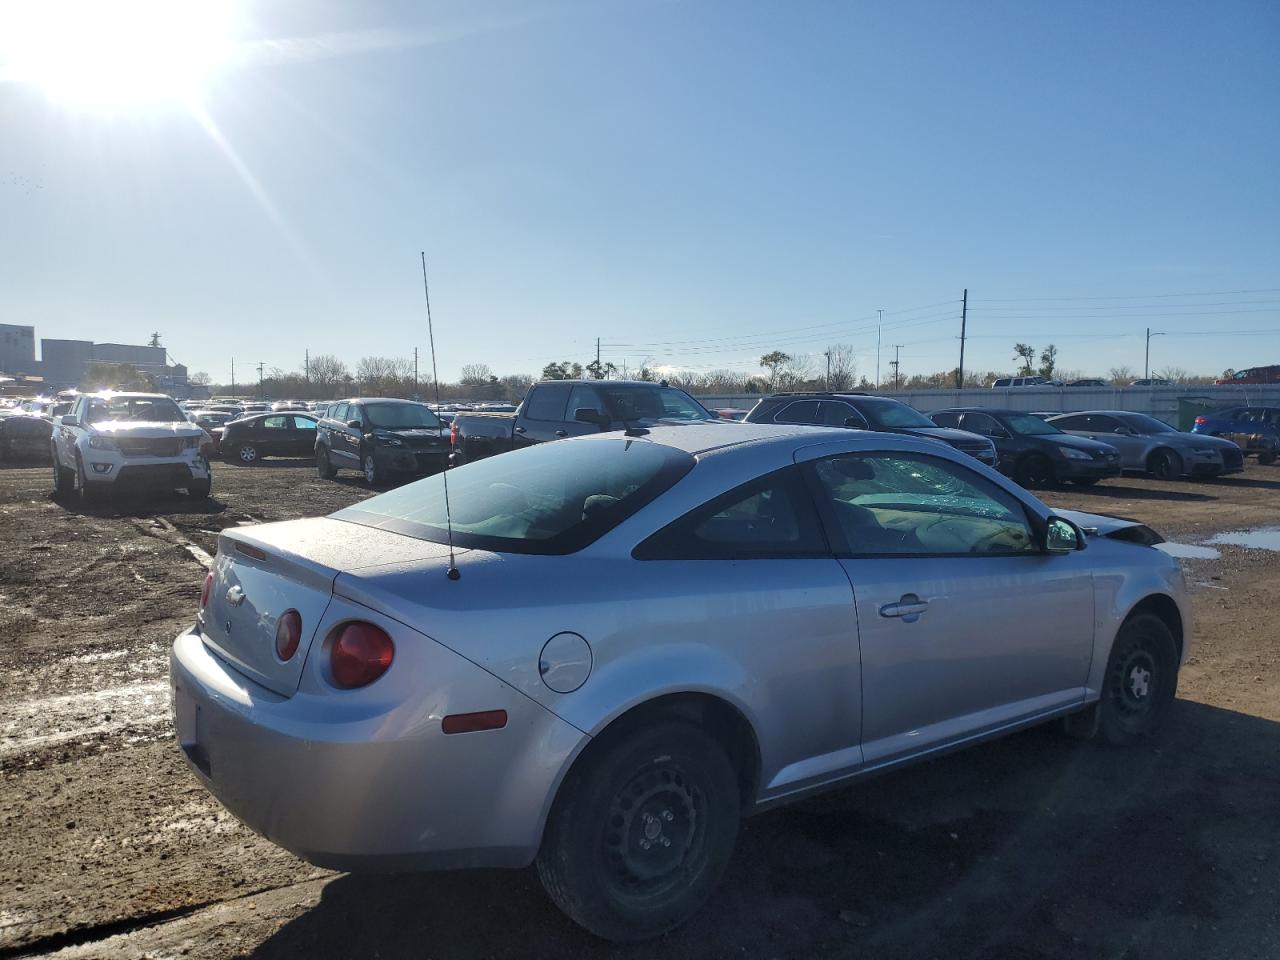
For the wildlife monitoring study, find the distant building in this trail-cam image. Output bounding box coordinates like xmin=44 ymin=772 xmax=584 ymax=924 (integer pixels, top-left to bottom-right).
xmin=0 ymin=324 xmax=37 ymax=375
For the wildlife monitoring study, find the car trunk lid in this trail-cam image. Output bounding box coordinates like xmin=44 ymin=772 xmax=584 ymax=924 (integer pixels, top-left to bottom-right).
xmin=201 ymin=517 xmax=461 ymax=695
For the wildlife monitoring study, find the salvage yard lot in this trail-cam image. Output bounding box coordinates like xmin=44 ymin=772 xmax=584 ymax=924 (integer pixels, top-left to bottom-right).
xmin=2 ymin=459 xmax=1278 ymax=960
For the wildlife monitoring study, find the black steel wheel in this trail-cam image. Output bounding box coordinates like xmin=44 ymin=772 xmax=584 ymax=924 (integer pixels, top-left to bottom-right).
xmin=537 ymin=720 xmax=740 ymax=941
xmin=1096 ymin=613 xmax=1178 ymax=746
xmin=1148 ymin=449 xmax=1182 ymax=481
xmin=1014 ymin=453 xmax=1057 ymax=488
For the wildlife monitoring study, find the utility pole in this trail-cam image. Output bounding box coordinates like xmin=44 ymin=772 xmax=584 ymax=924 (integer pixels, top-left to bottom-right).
xmin=413 ymin=347 xmax=419 ymax=396
xmin=876 ymin=309 xmax=883 ymax=389
xmin=824 ymin=350 xmax=832 ymax=391
xmin=957 ymin=288 xmax=968 ymax=389
xmin=1144 ymin=327 xmax=1165 ymax=380
xmin=304 ymin=349 xmax=310 ymax=382
xmin=257 ymin=362 xmax=265 ymax=400
xmin=231 ymin=358 xmax=235 ymax=395
xmin=596 ymin=337 xmax=601 ymax=378
xmin=890 ymin=344 xmax=904 ymax=390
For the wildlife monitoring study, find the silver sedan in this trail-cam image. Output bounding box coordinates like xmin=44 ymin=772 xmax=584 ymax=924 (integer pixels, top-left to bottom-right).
xmin=1047 ymin=410 xmax=1245 ymax=479
xmin=171 ymin=422 xmax=1191 ymax=940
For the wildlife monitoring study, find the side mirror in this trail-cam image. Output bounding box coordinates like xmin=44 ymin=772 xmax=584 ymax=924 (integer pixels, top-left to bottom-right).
xmin=1114 ymin=426 xmax=1136 ymax=437
xmin=574 ymin=407 xmax=608 ymax=428
xmin=346 ymin=419 xmax=363 ymax=429
xmin=60 ymin=415 xmax=77 ymax=426
xmin=1045 ymin=517 xmax=1082 ymax=553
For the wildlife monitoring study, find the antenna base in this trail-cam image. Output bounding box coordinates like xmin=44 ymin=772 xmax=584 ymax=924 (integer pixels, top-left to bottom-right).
xmin=446 ymin=567 xmax=461 ymax=581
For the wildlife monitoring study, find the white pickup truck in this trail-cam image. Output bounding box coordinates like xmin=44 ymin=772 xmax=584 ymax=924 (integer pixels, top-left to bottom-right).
xmin=52 ymin=392 xmax=212 ymax=500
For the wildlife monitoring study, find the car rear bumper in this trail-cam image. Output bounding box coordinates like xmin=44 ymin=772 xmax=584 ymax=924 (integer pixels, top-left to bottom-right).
xmin=170 ymin=625 xmax=585 ymax=872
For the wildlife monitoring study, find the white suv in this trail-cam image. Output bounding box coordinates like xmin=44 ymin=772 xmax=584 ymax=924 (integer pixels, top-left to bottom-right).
xmin=52 ymin=392 xmax=211 ymax=500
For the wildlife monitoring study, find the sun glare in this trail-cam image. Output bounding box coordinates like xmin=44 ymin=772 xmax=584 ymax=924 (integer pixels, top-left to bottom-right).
xmin=0 ymin=0 xmax=238 ymax=109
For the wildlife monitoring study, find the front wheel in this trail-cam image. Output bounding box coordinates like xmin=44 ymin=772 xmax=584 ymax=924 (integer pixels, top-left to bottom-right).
xmin=235 ymin=443 xmax=259 ymax=465
xmin=1014 ymin=453 xmax=1056 ymax=488
xmin=52 ymin=450 xmax=74 ymax=497
xmin=1095 ymin=613 xmax=1178 ymax=746
xmin=1259 ymin=451 xmax=1277 ymax=466
xmin=536 ymin=721 xmax=741 ymax=942
xmin=1147 ymin=449 xmax=1182 ymax=481
xmin=362 ymin=452 xmax=381 ymax=486
xmin=187 ymin=478 xmax=211 ymax=499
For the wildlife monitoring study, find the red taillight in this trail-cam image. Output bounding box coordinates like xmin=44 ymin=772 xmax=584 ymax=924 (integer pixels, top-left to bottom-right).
xmin=442 ymin=710 xmax=508 ymax=735
xmin=275 ymin=609 xmax=302 ymax=661
xmin=330 ymin=622 xmax=394 ymax=688
xmin=1194 ymin=416 xmax=1207 ymax=425
xmin=449 ymin=420 xmax=459 ymax=448
xmin=200 ymin=572 xmax=212 ymax=609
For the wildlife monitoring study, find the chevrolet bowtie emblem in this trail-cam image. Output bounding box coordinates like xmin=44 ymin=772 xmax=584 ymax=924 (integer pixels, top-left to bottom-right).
xmin=225 ymin=585 xmax=246 ymax=607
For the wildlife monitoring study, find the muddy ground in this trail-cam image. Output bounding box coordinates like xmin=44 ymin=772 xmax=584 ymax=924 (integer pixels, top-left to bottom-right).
xmin=1 ymin=456 xmax=1278 ymax=960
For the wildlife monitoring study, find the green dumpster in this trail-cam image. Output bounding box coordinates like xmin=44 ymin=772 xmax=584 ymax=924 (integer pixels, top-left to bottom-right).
xmin=1177 ymin=396 xmax=1217 ymax=431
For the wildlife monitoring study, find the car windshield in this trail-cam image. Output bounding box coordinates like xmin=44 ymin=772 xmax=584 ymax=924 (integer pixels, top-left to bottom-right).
xmin=1124 ymin=414 xmax=1179 ymax=435
xmin=1005 ymin=413 xmax=1060 ymax=436
xmin=597 ymin=386 xmax=712 ymax=422
xmin=861 ymin=401 xmax=937 ymax=429
xmin=363 ymin=403 xmax=441 ymax=429
xmin=89 ymin=397 xmax=186 ymax=423
xmin=336 ymin=437 xmax=694 ymax=554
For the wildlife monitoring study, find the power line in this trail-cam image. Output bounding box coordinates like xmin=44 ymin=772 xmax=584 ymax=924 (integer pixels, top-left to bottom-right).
xmin=971 ymin=287 xmax=1280 ymax=303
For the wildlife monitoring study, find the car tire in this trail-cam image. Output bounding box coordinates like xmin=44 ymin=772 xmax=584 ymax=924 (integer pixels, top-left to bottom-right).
xmin=187 ymin=478 xmax=212 ymax=499
xmin=236 ymin=443 xmax=259 ymax=465
xmin=1069 ymin=477 xmax=1102 ymax=487
xmin=316 ymin=446 xmax=337 ymax=478
xmin=1014 ymin=453 xmax=1056 ymax=488
xmin=74 ymin=454 xmax=104 ymax=503
xmin=1147 ymin=449 xmax=1182 ymax=481
xmin=52 ymin=450 xmax=74 ymax=497
xmin=362 ymin=451 xmax=381 ymax=487
xmin=1094 ymin=613 xmax=1178 ymax=746
xmin=536 ymin=720 xmax=741 ymax=942
xmin=1259 ymin=451 xmax=1278 ymax=466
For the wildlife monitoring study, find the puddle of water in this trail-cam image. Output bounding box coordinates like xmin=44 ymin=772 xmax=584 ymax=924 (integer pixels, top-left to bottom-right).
xmin=1207 ymin=526 xmax=1280 ymax=552
xmin=1155 ymin=542 xmax=1220 ymax=560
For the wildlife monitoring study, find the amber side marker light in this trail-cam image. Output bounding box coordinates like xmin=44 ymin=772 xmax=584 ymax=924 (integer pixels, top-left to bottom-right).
xmin=442 ymin=710 xmax=508 ymax=735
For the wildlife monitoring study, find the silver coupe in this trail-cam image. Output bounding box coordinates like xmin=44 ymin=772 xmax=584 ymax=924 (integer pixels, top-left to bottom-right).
xmin=171 ymin=422 xmax=1191 ymax=940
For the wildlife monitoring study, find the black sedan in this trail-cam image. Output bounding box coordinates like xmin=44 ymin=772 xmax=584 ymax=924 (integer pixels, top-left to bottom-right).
xmin=0 ymin=413 xmax=53 ymax=462
xmin=222 ymin=413 xmax=319 ymax=465
xmin=744 ymin=392 xmax=999 ymax=468
xmin=928 ymin=407 xmax=1121 ymax=487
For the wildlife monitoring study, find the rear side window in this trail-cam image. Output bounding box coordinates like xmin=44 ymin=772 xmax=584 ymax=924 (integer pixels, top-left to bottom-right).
xmin=635 ymin=467 xmax=828 ymax=560
xmin=336 ymin=438 xmax=694 ymax=555
xmin=772 ymin=400 xmax=821 ymax=424
xmin=1052 ymin=415 xmax=1088 ymax=430
xmin=525 ymin=384 xmax=571 ymax=422
xmin=820 ymin=401 xmax=866 ymax=427
xmin=929 ymin=411 xmax=961 ymax=428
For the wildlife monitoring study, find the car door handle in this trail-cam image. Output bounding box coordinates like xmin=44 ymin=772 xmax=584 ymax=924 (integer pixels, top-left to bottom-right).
xmin=514 ymin=426 xmax=526 ymax=434
xmin=554 ymin=430 xmax=568 ymax=438
xmin=879 ymin=594 xmax=929 ymax=622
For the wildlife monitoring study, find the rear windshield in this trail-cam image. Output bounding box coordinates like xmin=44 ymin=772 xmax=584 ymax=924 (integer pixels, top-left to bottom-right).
xmin=335 ymin=437 xmax=695 ymax=554
xmin=861 ymin=401 xmax=936 ymax=429
xmin=599 ymin=386 xmax=713 ymax=422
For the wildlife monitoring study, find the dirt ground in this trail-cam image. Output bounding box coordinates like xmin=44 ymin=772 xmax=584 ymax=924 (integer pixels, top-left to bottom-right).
xmin=1 ymin=455 xmax=1278 ymax=960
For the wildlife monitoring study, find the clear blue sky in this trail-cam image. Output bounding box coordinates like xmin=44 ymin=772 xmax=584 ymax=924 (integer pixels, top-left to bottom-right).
xmin=2 ymin=0 xmax=1277 ymax=384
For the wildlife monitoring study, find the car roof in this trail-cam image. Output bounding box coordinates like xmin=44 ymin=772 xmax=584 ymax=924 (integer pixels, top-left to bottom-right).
xmin=84 ymin=392 xmax=172 ymax=400
xmin=933 ymin=407 xmax=1029 ymax=417
xmin=593 ymin=421 xmax=886 ymax=457
xmin=1049 ymin=410 xmax=1144 ymax=418
xmin=343 ymin=397 xmax=423 ymax=405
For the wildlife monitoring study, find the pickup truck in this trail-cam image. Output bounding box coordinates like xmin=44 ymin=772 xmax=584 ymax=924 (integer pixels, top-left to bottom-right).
xmin=450 ymin=379 xmax=716 ymax=464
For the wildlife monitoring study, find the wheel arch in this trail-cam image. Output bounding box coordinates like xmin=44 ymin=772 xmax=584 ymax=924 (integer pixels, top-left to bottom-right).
xmin=1145 ymin=445 xmax=1181 ymax=473
xmin=1124 ymin=593 xmax=1184 ymax=662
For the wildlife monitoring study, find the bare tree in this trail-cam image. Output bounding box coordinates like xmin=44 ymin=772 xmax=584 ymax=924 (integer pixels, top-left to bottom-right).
xmin=459 ymin=363 xmax=494 ymax=386
xmin=1013 ymin=343 xmax=1036 ymax=376
xmin=308 ymin=354 xmax=349 ymax=394
xmin=825 ymin=344 xmax=857 ymax=390
xmin=1108 ymin=365 xmax=1136 ymax=386
xmin=777 ymin=354 xmax=815 ymax=390
xmin=189 ymin=371 xmax=211 ymax=385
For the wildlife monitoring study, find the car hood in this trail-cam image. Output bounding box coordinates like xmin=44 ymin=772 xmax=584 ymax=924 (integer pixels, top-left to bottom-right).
xmin=371 ymin=427 xmax=446 ymax=440
xmin=1054 ymin=509 xmax=1165 ymax=545
xmin=1046 ymin=433 xmax=1117 ymax=454
xmin=893 ymin=425 xmax=991 ymax=446
xmin=1162 ymin=431 xmax=1235 ymax=450
xmin=89 ymin=421 xmax=204 ymax=438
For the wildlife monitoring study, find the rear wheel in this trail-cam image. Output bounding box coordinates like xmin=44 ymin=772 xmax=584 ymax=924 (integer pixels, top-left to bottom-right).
xmin=537 ymin=721 xmax=740 ymax=942
xmin=236 ymin=443 xmax=259 ymax=465
xmin=1095 ymin=613 xmax=1178 ymax=746
xmin=1259 ymin=451 xmax=1278 ymax=466
xmin=187 ymin=478 xmax=211 ymax=499
xmin=1147 ymin=449 xmax=1182 ymax=481
xmin=1069 ymin=477 xmax=1102 ymax=487
xmin=316 ymin=446 xmax=336 ymax=478
xmin=1014 ymin=453 xmax=1056 ymax=488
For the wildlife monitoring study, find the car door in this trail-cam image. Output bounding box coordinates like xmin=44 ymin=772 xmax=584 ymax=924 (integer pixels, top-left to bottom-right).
xmin=255 ymin=415 xmax=288 ymax=456
xmin=337 ymin=404 xmax=363 ymax=464
xmin=633 ymin=465 xmax=863 ymax=798
xmin=1081 ymin=414 xmax=1147 ymax=468
xmin=800 ymin=446 xmax=1094 ymax=766
xmin=515 ymin=383 xmax=572 ymax=447
xmin=289 ymin=416 xmax=317 ymax=455
xmin=958 ymin=411 xmax=1014 ymax=467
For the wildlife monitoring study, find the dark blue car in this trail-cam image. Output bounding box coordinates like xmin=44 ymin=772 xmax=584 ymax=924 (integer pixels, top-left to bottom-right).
xmin=1191 ymin=406 xmax=1279 ymax=464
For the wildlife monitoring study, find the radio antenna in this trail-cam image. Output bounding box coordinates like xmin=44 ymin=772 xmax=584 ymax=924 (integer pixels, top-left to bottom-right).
xmin=421 ymin=251 xmax=460 ymax=581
